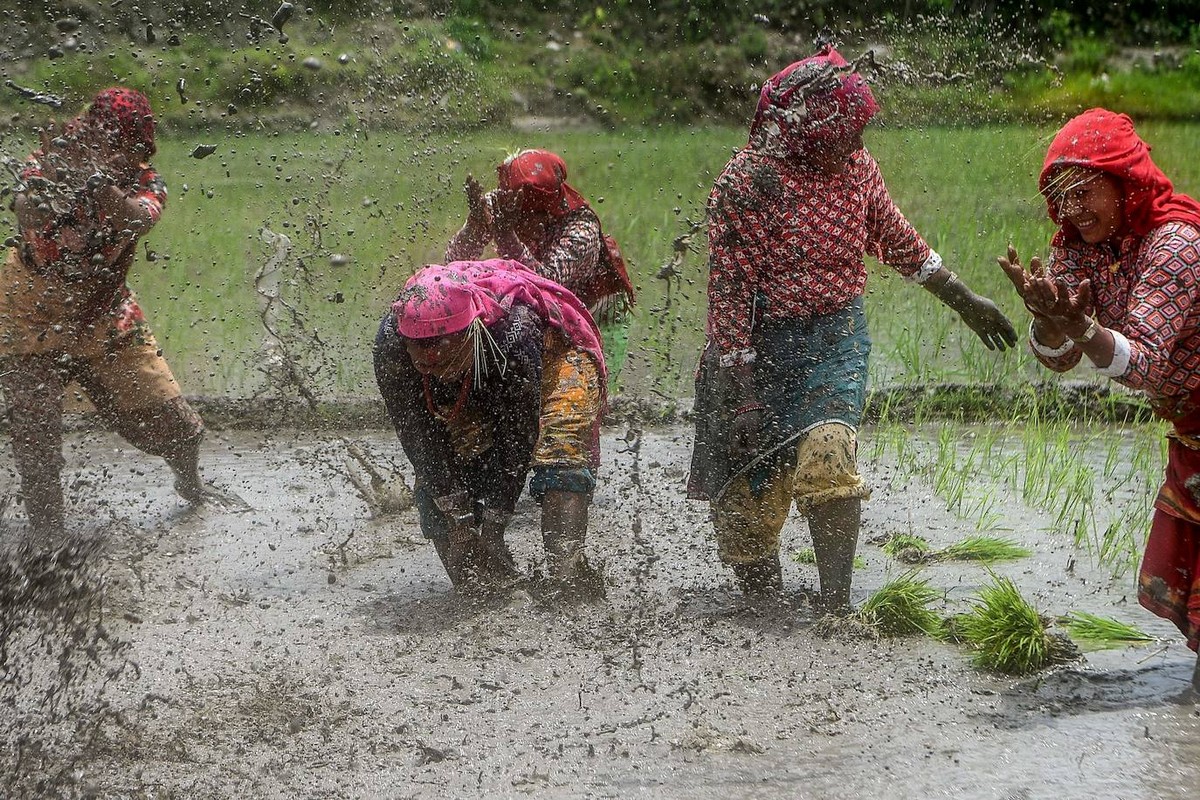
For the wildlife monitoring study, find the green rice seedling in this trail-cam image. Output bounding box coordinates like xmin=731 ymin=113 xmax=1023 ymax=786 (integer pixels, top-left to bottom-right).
xmin=936 ymin=536 xmax=1031 ymax=564
xmin=957 ymin=575 xmax=1054 ymax=675
xmin=880 ymin=533 xmax=933 ymax=564
xmin=1062 ymin=611 xmax=1154 ymax=649
xmin=856 ymin=572 xmax=944 ymax=637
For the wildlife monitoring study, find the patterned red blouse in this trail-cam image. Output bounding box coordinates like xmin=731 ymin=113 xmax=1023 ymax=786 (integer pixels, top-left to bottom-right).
xmin=19 ymin=155 xmax=166 ymax=279
xmin=706 ymin=147 xmax=932 ymax=363
xmin=1031 ymin=222 xmax=1200 ymax=405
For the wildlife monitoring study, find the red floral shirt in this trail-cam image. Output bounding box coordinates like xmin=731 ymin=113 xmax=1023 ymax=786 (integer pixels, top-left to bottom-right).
xmin=1031 ymin=222 xmax=1200 ymax=404
xmin=19 ymin=155 xmax=166 ymax=278
xmin=706 ymin=147 xmax=931 ymax=362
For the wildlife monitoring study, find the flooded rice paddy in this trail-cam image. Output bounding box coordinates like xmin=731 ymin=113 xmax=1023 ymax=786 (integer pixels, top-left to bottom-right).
xmin=1 ymin=423 xmax=1198 ymax=799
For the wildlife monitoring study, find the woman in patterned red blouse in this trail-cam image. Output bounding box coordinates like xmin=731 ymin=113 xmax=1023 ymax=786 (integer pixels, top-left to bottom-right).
xmin=1 ymin=88 xmax=234 ymax=537
xmin=688 ymin=46 xmax=1017 ymax=611
xmin=445 ymin=149 xmax=634 ymax=317
xmin=999 ymin=108 xmax=1200 ymax=694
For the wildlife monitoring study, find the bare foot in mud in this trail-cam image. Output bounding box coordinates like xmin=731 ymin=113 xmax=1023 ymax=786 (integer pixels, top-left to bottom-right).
xmin=176 ymin=482 xmax=252 ymax=513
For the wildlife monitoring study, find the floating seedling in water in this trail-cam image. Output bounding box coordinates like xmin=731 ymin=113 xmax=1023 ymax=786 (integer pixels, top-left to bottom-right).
xmin=875 ymin=533 xmax=1030 ymax=564
xmin=1062 ymin=611 xmax=1154 ymax=649
xmin=952 ymin=575 xmax=1077 ymax=674
xmin=938 ymin=536 xmax=1031 ymax=564
xmin=4 ymin=81 xmax=63 ymax=108
xmin=856 ymin=572 xmax=943 ymax=637
xmin=190 ymin=144 xmax=218 ymax=159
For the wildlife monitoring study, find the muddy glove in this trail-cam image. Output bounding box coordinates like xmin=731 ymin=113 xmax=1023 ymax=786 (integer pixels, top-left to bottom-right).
xmin=434 ymin=489 xmax=476 ymax=532
xmin=730 ymin=407 xmax=766 ymax=463
xmin=928 ymin=270 xmax=1018 ymax=351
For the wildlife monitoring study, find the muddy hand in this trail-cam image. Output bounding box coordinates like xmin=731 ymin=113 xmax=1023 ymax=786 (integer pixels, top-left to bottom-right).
xmin=464 ymin=174 xmax=492 ymax=231
xmin=730 ymin=408 xmax=765 ymax=462
xmin=960 ymin=294 xmax=1018 ymax=351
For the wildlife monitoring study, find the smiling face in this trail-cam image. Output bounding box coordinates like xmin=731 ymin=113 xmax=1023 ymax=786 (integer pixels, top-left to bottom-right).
xmin=1051 ymin=168 xmax=1125 ymax=245
xmin=404 ymin=331 xmax=472 ymax=380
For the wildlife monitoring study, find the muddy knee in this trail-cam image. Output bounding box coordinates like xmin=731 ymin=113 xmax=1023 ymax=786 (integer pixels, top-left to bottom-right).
xmin=712 ymin=471 xmax=792 ymax=565
xmin=792 ymin=422 xmax=869 ymax=516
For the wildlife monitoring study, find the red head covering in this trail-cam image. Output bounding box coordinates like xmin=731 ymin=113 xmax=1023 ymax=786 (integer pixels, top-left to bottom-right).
xmin=750 ymin=46 xmax=878 ymax=153
xmin=392 ymin=259 xmax=607 ymax=387
xmin=1040 ymin=108 xmax=1200 ymax=242
xmin=496 ymin=150 xmax=588 ymax=217
xmin=65 ymin=87 xmax=157 ymax=157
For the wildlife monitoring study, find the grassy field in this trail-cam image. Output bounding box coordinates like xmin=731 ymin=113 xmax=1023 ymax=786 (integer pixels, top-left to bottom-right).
xmin=4 ymin=122 xmax=1199 ymax=402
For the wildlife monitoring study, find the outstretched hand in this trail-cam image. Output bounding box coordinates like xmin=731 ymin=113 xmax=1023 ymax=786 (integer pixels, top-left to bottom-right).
xmin=958 ymin=293 xmax=1019 ymax=351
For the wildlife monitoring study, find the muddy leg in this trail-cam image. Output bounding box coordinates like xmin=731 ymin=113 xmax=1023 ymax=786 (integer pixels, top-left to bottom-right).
xmin=807 ymin=497 xmax=861 ymax=614
xmin=431 ymin=532 xmax=481 ymax=592
xmin=541 ymin=489 xmax=602 ymax=598
xmin=108 ymin=397 xmax=207 ymax=502
xmin=1 ymin=356 xmax=67 ymax=536
xmin=479 ymin=512 xmax=522 ymax=586
xmin=731 ymin=554 xmax=783 ymax=597
xmin=1193 ymin=652 xmax=1200 ymax=694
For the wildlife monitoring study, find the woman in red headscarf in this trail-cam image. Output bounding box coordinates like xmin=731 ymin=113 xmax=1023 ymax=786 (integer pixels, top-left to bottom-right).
xmin=0 ymin=87 xmax=234 ymax=537
xmin=688 ymin=46 xmax=1017 ymax=611
xmin=999 ymin=108 xmax=1200 ymax=694
xmin=445 ymin=149 xmax=634 ymax=317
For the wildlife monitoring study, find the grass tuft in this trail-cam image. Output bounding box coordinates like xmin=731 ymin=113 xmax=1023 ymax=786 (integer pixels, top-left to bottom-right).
xmin=1062 ymin=612 xmax=1154 ymax=648
xmin=957 ymin=576 xmax=1054 ymax=674
xmin=856 ymin=572 xmax=944 ymax=637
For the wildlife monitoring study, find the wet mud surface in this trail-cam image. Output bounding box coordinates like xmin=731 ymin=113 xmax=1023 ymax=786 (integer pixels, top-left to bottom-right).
xmin=2 ymin=426 xmax=1199 ymax=799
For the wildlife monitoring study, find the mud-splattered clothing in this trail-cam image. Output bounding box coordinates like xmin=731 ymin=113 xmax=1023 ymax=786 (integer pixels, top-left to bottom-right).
xmin=374 ymin=304 xmax=601 ymax=539
xmin=706 ymin=147 xmax=935 ymax=365
xmin=446 ymin=202 xmax=606 ymax=305
xmin=1030 ymin=222 xmax=1200 ymax=410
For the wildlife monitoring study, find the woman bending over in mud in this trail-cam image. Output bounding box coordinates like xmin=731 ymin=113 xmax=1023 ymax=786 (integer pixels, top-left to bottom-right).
xmin=999 ymin=108 xmax=1200 ymax=694
xmin=373 ymin=258 xmax=606 ymax=599
xmin=1 ymin=87 xmax=235 ymax=538
xmin=688 ymin=46 xmax=1018 ymax=612
xmin=446 ymin=148 xmax=635 ymax=318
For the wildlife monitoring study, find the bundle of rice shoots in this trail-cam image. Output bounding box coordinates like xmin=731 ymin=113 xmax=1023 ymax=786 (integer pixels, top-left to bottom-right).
xmin=1063 ymin=611 xmax=1154 ymax=648
xmin=856 ymin=572 xmax=943 ymax=637
xmin=937 ymin=536 xmax=1031 ymax=564
xmin=957 ymin=576 xmax=1052 ymax=674
xmin=881 ymin=534 xmax=933 ymax=564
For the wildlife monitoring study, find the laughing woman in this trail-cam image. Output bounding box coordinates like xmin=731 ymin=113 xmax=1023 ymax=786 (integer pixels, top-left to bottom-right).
xmin=999 ymin=108 xmax=1200 ymax=693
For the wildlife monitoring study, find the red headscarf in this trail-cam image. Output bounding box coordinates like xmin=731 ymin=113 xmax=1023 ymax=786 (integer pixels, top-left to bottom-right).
xmin=749 ymin=46 xmax=879 ymax=153
xmin=1040 ymin=108 xmax=1200 ymax=242
xmin=496 ymin=150 xmax=588 ymax=217
xmin=63 ymin=87 xmax=156 ymax=158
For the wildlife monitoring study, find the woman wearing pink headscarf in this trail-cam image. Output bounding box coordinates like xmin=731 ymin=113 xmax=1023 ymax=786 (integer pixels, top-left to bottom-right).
xmin=374 ymin=259 xmax=607 ymax=598
xmin=689 ymin=47 xmax=1017 ymax=611
xmin=446 ymin=149 xmax=635 ymax=317
xmin=999 ymin=109 xmax=1200 ymax=694
xmin=0 ymin=87 xmax=235 ymax=538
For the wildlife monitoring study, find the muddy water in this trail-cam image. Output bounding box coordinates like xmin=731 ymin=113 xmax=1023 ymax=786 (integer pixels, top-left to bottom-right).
xmin=1 ymin=426 xmax=1198 ymax=798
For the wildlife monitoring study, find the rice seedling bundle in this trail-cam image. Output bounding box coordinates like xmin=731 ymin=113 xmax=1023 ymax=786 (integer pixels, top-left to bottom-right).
xmin=957 ymin=576 xmax=1052 ymax=674
xmin=856 ymin=572 xmax=944 ymax=637
xmin=1062 ymin=611 xmax=1154 ymax=648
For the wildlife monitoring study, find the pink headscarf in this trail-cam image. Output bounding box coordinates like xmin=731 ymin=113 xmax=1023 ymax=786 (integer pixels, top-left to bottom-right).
xmin=749 ymin=46 xmax=878 ymax=153
xmin=392 ymin=258 xmax=607 ymax=383
xmin=66 ymin=87 xmax=157 ymax=157
xmin=1040 ymin=108 xmax=1200 ymax=243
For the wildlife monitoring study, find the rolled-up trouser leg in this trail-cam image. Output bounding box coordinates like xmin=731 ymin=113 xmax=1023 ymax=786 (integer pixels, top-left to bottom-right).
xmin=793 ymin=422 xmax=869 ymax=611
xmin=0 ymin=355 xmax=67 ymax=534
xmin=76 ymin=336 xmax=205 ymax=501
xmin=711 ymin=468 xmax=792 ymax=565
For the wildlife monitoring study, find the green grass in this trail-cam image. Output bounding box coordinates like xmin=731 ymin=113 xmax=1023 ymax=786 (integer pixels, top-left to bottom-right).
xmin=2 ymin=123 xmax=1197 ymax=401
xmin=937 ymin=536 xmax=1032 ymax=564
